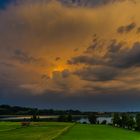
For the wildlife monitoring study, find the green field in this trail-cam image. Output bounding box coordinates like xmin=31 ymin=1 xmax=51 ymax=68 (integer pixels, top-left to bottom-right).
xmin=0 ymin=122 xmax=140 ymax=140
xmin=57 ymin=124 xmax=140 ymax=140
xmin=0 ymin=122 xmax=73 ymax=140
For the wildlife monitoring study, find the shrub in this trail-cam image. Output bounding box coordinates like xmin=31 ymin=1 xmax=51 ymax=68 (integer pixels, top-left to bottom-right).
xmin=88 ymin=113 xmax=97 ymax=124
xmin=101 ymin=120 xmax=107 ymax=125
xmin=21 ymin=121 xmax=30 ymax=126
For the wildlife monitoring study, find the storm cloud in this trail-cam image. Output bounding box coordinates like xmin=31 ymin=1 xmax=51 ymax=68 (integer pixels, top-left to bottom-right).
xmin=1 ymin=0 xmax=140 ymax=111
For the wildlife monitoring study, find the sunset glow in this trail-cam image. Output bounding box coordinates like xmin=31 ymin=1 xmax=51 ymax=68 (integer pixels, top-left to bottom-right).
xmin=1 ymin=0 xmax=140 ymax=111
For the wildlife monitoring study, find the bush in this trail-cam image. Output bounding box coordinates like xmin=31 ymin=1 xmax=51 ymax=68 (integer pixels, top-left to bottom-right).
xmin=88 ymin=113 xmax=97 ymax=124
xmin=58 ymin=114 xmax=73 ymax=122
xmin=136 ymin=113 xmax=140 ymax=131
xmin=101 ymin=120 xmax=107 ymax=125
xmin=21 ymin=122 xmax=30 ymax=126
xmin=67 ymin=114 xmax=72 ymax=122
xmin=113 ymin=113 xmax=121 ymax=127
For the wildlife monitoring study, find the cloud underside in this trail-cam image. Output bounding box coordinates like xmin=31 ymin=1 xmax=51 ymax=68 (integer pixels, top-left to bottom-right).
xmin=1 ymin=0 xmax=140 ymax=110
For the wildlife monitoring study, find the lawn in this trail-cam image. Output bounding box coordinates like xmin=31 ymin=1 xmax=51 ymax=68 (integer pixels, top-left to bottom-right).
xmin=57 ymin=124 xmax=140 ymax=140
xmin=0 ymin=122 xmax=73 ymax=140
xmin=0 ymin=122 xmax=140 ymax=140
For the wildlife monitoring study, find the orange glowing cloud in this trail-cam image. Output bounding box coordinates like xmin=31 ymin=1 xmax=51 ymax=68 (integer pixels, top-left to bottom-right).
xmin=1 ymin=0 xmax=140 ymax=96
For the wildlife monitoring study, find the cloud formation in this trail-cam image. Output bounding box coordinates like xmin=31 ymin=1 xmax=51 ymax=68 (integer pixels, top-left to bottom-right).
xmin=117 ymin=22 xmax=136 ymax=34
xmin=1 ymin=0 xmax=140 ymax=110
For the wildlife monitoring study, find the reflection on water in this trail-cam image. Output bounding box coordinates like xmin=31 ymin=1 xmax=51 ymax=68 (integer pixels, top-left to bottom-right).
xmin=76 ymin=117 xmax=112 ymax=124
xmin=77 ymin=118 xmax=90 ymax=124
xmin=97 ymin=117 xmax=112 ymax=124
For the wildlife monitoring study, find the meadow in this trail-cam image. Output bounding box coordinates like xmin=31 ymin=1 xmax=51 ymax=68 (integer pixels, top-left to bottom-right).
xmin=57 ymin=124 xmax=140 ymax=140
xmin=0 ymin=122 xmax=140 ymax=140
xmin=0 ymin=122 xmax=73 ymax=140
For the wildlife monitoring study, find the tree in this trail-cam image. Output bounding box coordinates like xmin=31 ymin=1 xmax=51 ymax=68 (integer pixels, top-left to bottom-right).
xmin=31 ymin=109 xmax=39 ymax=122
xmin=58 ymin=115 xmax=67 ymax=122
xmin=32 ymin=114 xmax=37 ymax=121
xmin=121 ymin=113 xmax=129 ymax=128
xmin=127 ymin=116 xmax=135 ymax=130
xmin=88 ymin=113 xmax=97 ymax=124
xmin=113 ymin=113 xmax=121 ymax=126
xmin=67 ymin=114 xmax=72 ymax=122
xmin=101 ymin=120 xmax=107 ymax=125
xmin=136 ymin=113 xmax=140 ymax=131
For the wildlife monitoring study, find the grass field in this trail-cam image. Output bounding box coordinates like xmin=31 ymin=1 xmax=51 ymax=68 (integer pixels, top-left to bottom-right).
xmin=0 ymin=122 xmax=140 ymax=140
xmin=0 ymin=122 xmax=73 ymax=140
xmin=57 ymin=124 xmax=140 ymax=140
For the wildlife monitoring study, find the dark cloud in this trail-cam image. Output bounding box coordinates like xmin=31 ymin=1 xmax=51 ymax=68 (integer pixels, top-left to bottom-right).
xmin=60 ymin=0 xmax=136 ymax=7
xmin=68 ymin=40 xmax=124 ymax=66
xmin=74 ymin=66 xmax=120 ymax=81
xmin=112 ymin=42 xmax=140 ymax=68
xmin=61 ymin=0 xmax=106 ymax=6
xmin=108 ymin=40 xmax=124 ymax=53
xmin=85 ymin=39 xmax=98 ymax=53
xmin=117 ymin=22 xmax=136 ymax=34
xmin=12 ymin=49 xmax=46 ymax=66
xmin=67 ymin=40 xmax=140 ymax=90
xmin=62 ymin=69 xmax=70 ymax=78
xmin=67 ymin=55 xmax=102 ymax=65
xmin=69 ymin=40 xmax=140 ymax=69
xmin=3 ymin=0 xmax=125 ymax=9
xmin=0 ymin=0 xmax=15 ymax=10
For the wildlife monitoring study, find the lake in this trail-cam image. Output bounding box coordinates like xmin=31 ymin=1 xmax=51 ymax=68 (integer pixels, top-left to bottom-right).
xmin=77 ymin=117 xmax=112 ymax=124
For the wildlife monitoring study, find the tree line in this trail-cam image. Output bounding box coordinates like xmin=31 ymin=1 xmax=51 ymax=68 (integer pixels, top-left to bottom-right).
xmin=0 ymin=105 xmax=82 ymax=116
xmin=0 ymin=104 xmax=110 ymax=116
xmin=113 ymin=113 xmax=140 ymax=131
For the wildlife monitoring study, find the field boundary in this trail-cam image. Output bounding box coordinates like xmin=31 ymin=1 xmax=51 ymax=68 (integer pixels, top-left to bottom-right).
xmin=52 ymin=123 xmax=76 ymax=140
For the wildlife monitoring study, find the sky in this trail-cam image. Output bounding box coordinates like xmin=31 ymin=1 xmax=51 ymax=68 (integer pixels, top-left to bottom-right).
xmin=1 ymin=0 xmax=140 ymax=111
